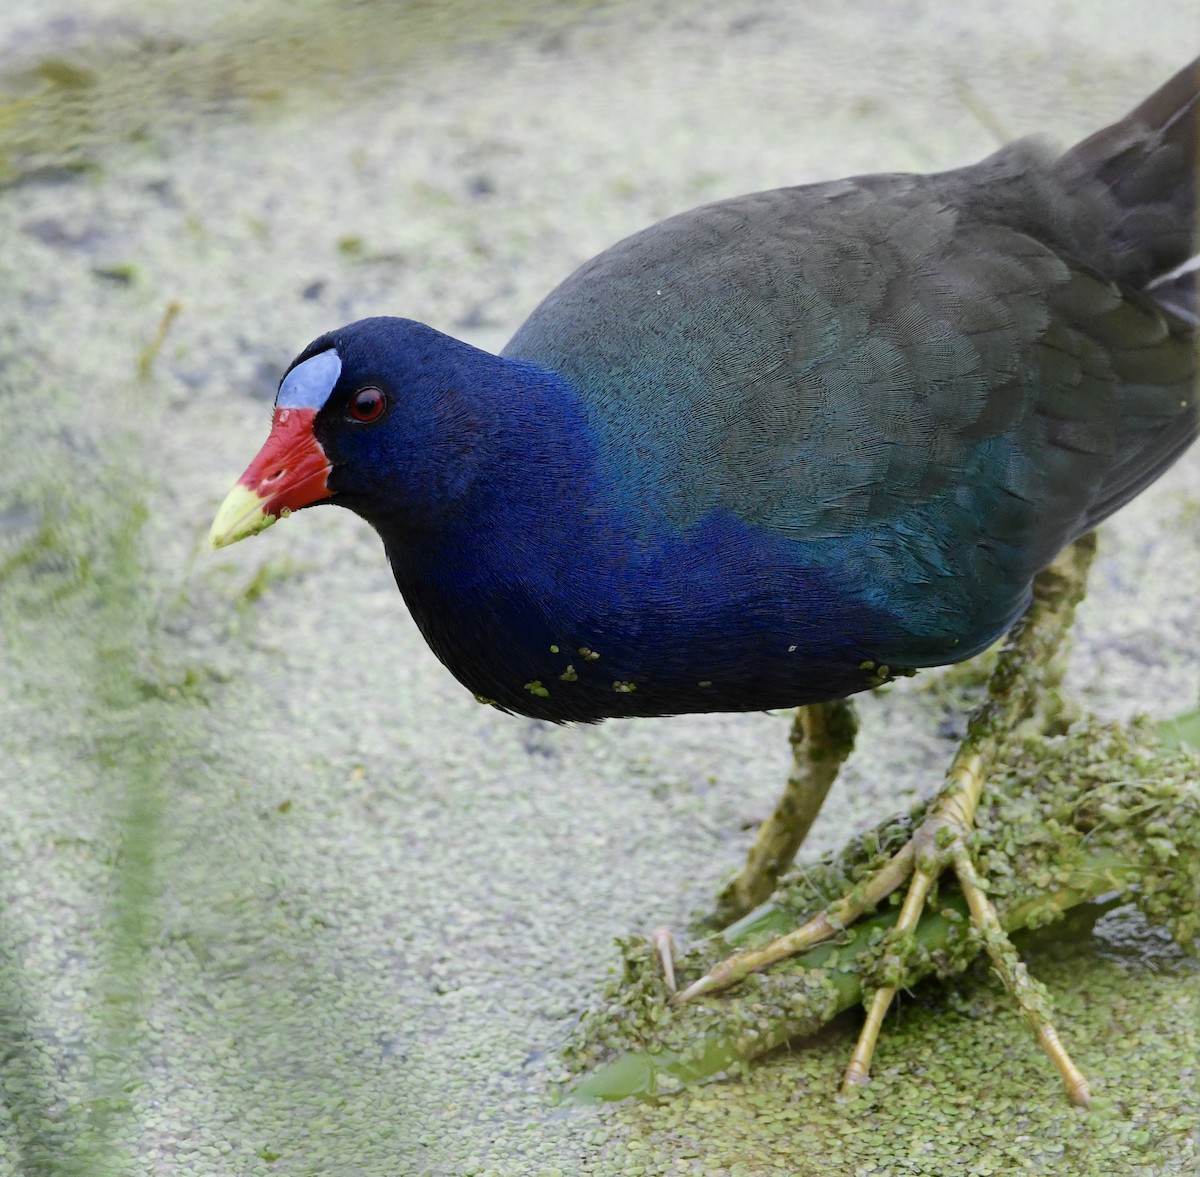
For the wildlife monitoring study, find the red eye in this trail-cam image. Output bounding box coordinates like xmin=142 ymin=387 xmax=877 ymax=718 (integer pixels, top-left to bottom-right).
xmin=348 ymin=386 xmax=385 ymax=422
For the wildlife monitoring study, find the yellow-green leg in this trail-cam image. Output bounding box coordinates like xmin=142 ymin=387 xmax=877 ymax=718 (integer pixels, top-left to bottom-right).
xmin=679 ymin=534 xmax=1097 ymax=1104
xmin=715 ymin=698 xmax=859 ymax=926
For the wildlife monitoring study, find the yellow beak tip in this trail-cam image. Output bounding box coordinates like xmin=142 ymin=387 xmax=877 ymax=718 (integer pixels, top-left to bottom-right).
xmin=208 ymin=527 xmax=239 ymax=551
xmin=209 ymin=484 xmax=277 ymax=550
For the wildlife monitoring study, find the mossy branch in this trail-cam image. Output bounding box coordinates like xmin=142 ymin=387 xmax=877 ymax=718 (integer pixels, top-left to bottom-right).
xmin=564 ymin=717 xmax=1200 ymax=1101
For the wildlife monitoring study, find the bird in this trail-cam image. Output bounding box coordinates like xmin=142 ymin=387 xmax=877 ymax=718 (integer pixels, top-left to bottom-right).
xmin=210 ymin=57 xmax=1198 ymax=1102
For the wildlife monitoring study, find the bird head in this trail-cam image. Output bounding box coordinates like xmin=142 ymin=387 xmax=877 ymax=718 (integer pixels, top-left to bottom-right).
xmin=209 ymin=317 xmax=492 ymax=549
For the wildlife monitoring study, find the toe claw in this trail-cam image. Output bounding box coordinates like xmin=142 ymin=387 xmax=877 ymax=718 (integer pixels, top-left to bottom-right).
xmin=673 ymin=968 xmax=718 ymax=1004
xmin=651 ymin=926 xmax=677 ymax=994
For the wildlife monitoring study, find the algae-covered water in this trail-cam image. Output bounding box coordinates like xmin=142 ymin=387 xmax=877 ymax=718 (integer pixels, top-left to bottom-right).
xmin=0 ymin=2 xmax=1198 ymax=1173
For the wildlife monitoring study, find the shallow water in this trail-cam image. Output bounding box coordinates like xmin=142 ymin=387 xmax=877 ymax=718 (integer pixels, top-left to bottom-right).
xmin=0 ymin=2 xmax=1198 ymax=1173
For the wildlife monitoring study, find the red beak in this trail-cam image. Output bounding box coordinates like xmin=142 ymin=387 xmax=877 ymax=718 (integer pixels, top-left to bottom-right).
xmin=209 ymin=407 xmax=332 ymax=548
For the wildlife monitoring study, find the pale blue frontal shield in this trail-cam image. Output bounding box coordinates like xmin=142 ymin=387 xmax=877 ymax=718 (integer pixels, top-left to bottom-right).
xmin=277 ymin=349 xmax=343 ymax=410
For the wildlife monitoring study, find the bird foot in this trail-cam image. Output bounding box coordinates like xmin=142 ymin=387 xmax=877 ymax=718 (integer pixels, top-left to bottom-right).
xmin=678 ymin=535 xmax=1098 ymax=1103
xmin=836 ymin=780 xmax=1092 ymax=1105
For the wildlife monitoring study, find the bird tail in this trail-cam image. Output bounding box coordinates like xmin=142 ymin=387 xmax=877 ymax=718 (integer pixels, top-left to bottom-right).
xmin=1057 ymin=56 xmax=1198 ymax=324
